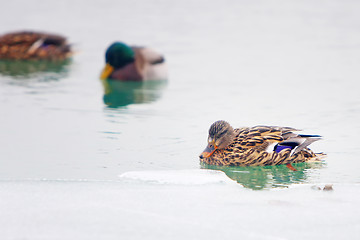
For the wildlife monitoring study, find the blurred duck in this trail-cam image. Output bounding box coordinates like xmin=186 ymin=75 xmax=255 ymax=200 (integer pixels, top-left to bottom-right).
xmin=100 ymin=42 xmax=167 ymax=81
xmin=0 ymin=31 xmax=72 ymax=60
xmin=199 ymin=120 xmax=326 ymax=170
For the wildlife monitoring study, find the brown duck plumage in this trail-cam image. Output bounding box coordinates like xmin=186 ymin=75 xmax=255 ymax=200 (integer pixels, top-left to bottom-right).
xmin=199 ymin=120 xmax=326 ymax=167
xmin=0 ymin=31 xmax=72 ymax=60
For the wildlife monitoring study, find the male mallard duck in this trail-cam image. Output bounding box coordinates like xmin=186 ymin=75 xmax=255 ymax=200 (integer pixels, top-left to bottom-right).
xmin=100 ymin=42 xmax=167 ymax=81
xmin=199 ymin=120 xmax=326 ymax=170
xmin=0 ymin=31 xmax=72 ymax=60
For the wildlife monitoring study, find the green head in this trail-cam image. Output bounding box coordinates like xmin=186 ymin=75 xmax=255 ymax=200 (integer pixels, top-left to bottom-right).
xmin=105 ymin=42 xmax=135 ymax=68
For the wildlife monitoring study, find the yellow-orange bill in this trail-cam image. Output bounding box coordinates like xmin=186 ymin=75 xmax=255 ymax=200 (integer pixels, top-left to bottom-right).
xmin=100 ymin=63 xmax=114 ymax=80
xmin=201 ymin=144 xmax=217 ymax=158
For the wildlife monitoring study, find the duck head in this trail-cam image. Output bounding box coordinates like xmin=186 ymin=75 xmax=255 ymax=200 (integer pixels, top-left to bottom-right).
xmin=200 ymin=120 xmax=236 ymax=158
xmin=100 ymin=42 xmax=135 ymax=79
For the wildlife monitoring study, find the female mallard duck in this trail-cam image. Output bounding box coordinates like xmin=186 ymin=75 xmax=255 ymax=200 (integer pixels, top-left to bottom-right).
xmin=0 ymin=31 xmax=72 ymax=60
xmin=100 ymin=42 xmax=167 ymax=81
xmin=199 ymin=120 xmax=326 ymax=170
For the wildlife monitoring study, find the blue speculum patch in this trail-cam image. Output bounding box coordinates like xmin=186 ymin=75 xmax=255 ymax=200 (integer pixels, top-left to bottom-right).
xmin=274 ymin=145 xmax=293 ymax=153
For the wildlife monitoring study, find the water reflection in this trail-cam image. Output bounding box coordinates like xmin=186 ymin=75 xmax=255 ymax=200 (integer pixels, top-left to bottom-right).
xmin=0 ymin=59 xmax=71 ymax=80
xmin=101 ymin=79 xmax=167 ymax=108
xmin=201 ymin=162 xmax=325 ymax=190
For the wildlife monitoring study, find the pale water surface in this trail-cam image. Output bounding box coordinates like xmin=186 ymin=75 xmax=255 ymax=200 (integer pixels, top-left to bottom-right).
xmin=1 ymin=0 xmax=360 ymax=239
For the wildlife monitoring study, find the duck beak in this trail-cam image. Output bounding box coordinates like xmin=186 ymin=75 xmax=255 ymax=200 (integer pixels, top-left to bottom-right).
xmin=100 ymin=63 xmax=114 ymax=80
xmin=200 ymin=143 xmax=217 ymax=158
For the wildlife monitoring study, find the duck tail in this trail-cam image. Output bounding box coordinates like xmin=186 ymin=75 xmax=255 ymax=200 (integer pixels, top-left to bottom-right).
xmin=312 ymin=152 xmax=327 ymax=161
xmin=291 ymin=135 xmax=322 ymax=156
xmin=275 ymin=134 xmax=322 ymax=156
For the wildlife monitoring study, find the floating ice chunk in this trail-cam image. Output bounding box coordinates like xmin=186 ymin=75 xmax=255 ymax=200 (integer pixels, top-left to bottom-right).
xmin=119 ymin=169 xmax=237 ymax=185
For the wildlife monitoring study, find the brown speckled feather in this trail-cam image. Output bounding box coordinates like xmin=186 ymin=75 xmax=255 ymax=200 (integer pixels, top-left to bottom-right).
xmin=0 ymin=31 xmax=71 ymax=60
xmin=200 ymin=126 xmax=325 ymax=166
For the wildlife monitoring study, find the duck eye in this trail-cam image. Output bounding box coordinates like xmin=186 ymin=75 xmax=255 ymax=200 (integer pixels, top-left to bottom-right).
xmin=209 ymin=144 xmax=213 ymax=148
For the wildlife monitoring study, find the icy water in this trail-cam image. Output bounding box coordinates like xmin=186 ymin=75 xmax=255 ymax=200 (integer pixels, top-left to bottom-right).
xmin=1 ymin=0 xmax=360 ymax=239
